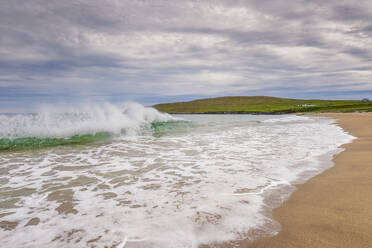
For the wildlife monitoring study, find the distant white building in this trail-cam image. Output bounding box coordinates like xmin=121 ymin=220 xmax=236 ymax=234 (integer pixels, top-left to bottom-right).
xmin=298 ymin=104 xmax=316 ymax=107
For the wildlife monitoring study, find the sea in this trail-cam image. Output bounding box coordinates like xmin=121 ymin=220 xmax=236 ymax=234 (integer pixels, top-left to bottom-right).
xmin=0 ymin=102 xmax=354 ymax=248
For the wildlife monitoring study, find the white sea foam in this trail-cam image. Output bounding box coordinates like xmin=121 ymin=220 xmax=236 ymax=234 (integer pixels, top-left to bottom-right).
xmin=0 ymin=102 xmax=175 ymax=139
xmin=0 ymin=113 xmax=354 ymax=248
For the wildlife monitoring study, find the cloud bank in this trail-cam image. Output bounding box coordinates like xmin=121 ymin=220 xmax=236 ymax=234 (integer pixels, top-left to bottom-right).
xmin=1 ymin=0 xmax=371 ymax=111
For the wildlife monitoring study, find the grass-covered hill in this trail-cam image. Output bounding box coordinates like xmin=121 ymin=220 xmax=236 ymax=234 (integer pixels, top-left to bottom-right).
xmin=153 ymin=96 xmax=372 ymax=114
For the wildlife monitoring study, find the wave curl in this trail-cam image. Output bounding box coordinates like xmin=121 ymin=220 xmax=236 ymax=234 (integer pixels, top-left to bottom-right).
xmin=0 ymin=102 xmax=180 ymax=151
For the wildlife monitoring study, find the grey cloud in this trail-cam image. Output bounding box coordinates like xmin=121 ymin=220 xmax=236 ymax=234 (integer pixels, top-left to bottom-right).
xmin=331 ymin=4 xmax=372 ymax=22
xmin=0 ymin=0 xmax=371 ymax=112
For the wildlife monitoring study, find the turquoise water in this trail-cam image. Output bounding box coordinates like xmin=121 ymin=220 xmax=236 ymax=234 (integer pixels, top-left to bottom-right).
xmin=0 ymin=132 xmax=111 ymax=151
xmin=0 ymin=103 xmax=185 ymax=151
xmin=0 ymin=121 xmax=192 ymax=151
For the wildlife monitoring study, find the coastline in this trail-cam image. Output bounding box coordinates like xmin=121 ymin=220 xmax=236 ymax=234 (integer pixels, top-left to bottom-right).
xmin=246 ymin=112 xmax=372 ymax=247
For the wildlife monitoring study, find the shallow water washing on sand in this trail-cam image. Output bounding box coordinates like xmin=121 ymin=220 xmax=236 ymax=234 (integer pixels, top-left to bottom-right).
xmin=0 ymin=105 xmax=354 ymax=248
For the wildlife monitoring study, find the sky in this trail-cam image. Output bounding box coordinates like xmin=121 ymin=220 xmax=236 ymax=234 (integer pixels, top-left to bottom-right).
xmin=1 ymin=0 xmax=372 ymax=112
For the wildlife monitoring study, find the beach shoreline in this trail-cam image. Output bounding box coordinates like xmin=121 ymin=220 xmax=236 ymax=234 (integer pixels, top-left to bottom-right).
xmin=244 ymin=112 xmax=372 ymax=247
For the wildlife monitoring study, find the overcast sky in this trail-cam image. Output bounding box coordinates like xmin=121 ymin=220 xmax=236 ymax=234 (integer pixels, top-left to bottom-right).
xmin=1 ymin=0 xmax=371 ymax=112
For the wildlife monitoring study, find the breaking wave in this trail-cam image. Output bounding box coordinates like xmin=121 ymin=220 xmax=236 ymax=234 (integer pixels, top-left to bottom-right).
xmin=0 ymin=102 xmax=182 ymax=151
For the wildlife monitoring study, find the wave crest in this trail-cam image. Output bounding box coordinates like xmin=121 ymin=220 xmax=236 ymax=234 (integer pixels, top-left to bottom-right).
xmin=0 ymin=102 xmax=178 ymax=150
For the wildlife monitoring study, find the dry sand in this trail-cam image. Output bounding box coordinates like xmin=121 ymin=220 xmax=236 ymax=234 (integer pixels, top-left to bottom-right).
xmin=246 ymin=113 xmax=372 ymax=247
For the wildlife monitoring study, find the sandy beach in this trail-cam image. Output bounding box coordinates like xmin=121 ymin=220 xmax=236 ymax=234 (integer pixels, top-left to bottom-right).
xmin=247 ymin=113 xmax=372 ymax=247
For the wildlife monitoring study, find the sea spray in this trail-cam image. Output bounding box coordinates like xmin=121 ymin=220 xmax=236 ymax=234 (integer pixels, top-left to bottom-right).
xmin=0 ymin=102 xmax=177 ymax=150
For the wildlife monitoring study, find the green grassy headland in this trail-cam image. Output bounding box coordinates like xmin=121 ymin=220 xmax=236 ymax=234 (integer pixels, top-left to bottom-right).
xmin=153 ymin=96 xmax=372 ymax=114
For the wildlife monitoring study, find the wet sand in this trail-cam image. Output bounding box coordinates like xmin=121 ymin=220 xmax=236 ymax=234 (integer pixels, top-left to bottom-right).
xmin=247 ymin=113 xmax=372 ymax=247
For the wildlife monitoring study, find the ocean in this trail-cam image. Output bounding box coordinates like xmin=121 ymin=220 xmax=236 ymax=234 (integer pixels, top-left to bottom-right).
xmin=0 ymin=103 xmax=354 ymax=248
